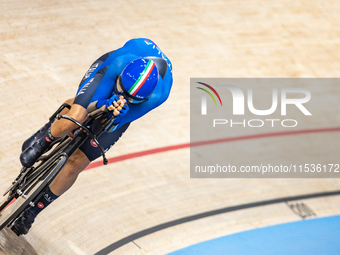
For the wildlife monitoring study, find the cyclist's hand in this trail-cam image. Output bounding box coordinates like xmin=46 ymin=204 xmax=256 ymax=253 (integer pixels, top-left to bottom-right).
xmin=107 ymin=95 xmax=126 ymax=116
xmin=113 ymin=98 xmax=129 ymax=124
xmin=106 ymin=95 xmax=129 ymax=124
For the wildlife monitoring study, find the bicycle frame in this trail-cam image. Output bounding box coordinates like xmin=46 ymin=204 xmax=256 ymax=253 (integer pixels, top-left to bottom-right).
xmin=0 ymin=103 xmax=115 ymax=232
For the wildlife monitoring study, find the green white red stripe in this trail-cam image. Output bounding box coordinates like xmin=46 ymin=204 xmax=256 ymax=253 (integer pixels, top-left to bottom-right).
xmin=128 ymin=60 xmax=155 ymax=96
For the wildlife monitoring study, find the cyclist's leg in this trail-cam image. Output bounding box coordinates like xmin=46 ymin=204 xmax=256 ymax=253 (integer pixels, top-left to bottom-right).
xmin=20 ymin=101 xmax=88 ymax=168
xmin=49 ymin=122 xmax=131 ymax=196
xmin=12 ymin=149 xmax=90 ymax=235
xmin=49 ymin=149 xmax=90 ymax=196
xmin=21 ymin=97 xmax=76 ymax=152
xmin=14 ymin=51 xmax=116 ymax=233
xmin=13 ymin=123 xmax=130 ymax=235
xmin=79 ymin=122 xmax=131 ymax=161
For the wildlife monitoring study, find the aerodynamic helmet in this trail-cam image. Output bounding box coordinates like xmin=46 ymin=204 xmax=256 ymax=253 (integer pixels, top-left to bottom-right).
xmin=116 ymin=58 xmax=159 ymax=104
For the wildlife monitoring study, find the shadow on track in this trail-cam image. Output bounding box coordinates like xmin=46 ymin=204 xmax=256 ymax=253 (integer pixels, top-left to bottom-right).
xmin=0 ymin=228 xmax=38 ymax=255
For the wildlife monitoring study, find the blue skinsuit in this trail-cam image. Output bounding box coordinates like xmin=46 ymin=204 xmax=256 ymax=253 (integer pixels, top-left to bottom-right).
xmin=74 ymin=38 xmax=173 ymax=161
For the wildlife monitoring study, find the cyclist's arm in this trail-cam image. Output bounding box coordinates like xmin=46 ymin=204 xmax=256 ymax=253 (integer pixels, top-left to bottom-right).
xmin=50 ymin=104 xmax=88 ymax=138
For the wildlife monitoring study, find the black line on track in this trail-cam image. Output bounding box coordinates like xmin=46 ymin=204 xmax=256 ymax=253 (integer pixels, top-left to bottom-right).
xmin=94 ymin=190 xmax=340 ymax=255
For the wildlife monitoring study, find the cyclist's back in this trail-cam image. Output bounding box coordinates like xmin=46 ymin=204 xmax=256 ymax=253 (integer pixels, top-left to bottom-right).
xmin=76 ymin=38 xmax=173 ymax=129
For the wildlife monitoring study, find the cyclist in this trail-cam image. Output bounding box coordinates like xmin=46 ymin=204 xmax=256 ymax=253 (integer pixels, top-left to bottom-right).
xmin=11 ymin=38 xmax=173 ymax=235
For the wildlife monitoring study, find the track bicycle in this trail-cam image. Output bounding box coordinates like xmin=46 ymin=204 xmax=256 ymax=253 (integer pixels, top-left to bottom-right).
xmin=0 ymin=103 xmax=113 ymax=234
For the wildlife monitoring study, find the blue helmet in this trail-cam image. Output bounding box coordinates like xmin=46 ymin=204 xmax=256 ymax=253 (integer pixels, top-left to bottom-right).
xmin=116 ymin=58 xmax=159 ymax=104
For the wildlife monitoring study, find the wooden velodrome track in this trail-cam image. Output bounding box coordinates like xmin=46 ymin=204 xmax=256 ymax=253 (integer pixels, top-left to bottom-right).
xmin=1 ymin=0 xmax=340 ymax=254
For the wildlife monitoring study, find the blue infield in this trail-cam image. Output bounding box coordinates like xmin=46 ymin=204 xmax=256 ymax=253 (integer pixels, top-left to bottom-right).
xmin=168 ymin=215 xmax=340 ymax=255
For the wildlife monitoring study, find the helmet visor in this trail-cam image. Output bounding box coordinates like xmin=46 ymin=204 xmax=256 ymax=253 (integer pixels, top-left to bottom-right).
xmin=114 ymin=76 xmax=148 ymax=104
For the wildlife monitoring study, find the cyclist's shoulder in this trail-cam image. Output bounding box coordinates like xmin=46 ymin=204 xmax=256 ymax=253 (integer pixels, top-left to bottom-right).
xmin=105 ymin=53 xmax=139 ymax=74
xmin=106 ymin=38 xmax=172 ymax=77
xmin=123 ymin=38 xmax=155 ymax=49
xmin=123 ymin=38 xmax=171 ymax=59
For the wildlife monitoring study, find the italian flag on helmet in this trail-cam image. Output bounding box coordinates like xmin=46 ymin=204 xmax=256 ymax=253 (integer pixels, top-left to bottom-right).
xmin=121 ymin=58 xmax=159 ymax=100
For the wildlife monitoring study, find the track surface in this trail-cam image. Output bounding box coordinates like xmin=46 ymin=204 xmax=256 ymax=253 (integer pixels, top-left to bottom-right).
xmin=1 ymin=0 xmax=340 ymax=254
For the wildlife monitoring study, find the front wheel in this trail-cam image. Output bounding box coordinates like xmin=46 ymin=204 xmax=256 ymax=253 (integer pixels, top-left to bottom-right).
xmin=0 ymin=153 xmax=68 ymax=231
xmin=0 ymin=190 xmax=18 ymax=215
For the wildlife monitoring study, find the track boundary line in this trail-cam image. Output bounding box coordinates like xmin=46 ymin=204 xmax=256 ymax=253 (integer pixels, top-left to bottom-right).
xmin=94 ymin=190 xmax=340 ymax=255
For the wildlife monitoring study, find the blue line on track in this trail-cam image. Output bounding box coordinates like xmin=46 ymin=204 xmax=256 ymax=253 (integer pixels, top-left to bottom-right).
xmin=168 ymin=215 xmax=340 ymax=255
